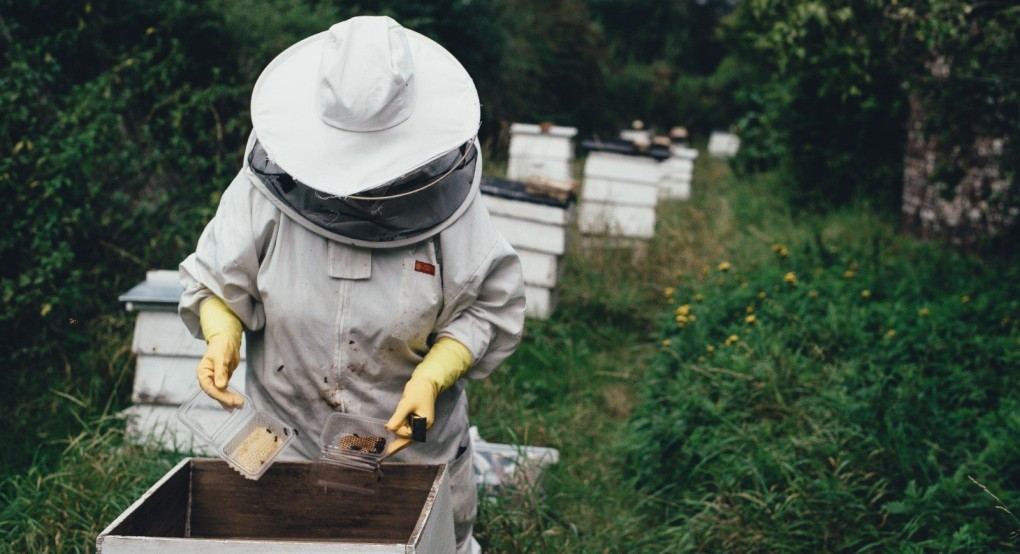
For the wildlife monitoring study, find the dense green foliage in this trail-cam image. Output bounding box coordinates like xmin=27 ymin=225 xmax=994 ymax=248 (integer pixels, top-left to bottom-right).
xmin=722 ymin=0 xmax=1019 ymax=213
xmin=624 ymin=230 xmax=1020 ymax=550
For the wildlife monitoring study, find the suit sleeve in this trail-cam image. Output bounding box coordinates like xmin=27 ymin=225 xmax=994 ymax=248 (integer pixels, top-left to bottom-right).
xmin=178 ymin=172 xmax=277 ymax=339
xmin=434 ymin=199 xmax=526 ymax=379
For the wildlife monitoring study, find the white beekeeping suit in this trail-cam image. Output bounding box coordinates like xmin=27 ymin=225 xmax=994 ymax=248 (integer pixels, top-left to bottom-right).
xmin=178 ymin=16 xmax=525 ymax=554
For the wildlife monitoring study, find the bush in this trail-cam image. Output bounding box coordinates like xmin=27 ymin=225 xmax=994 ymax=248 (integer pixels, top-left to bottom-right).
xmin=623 ymin=236 xmax=1020 ymax=550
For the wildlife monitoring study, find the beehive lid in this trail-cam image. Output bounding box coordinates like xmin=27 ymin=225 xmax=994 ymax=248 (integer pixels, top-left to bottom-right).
xmin=509 ymin=122 xmax=578 ymax=138
xmin=581 ymin=138 xmax=671 ymax=161
xmin=119 ymin=269 xmax=183 ymax=312
xmin=481 ymin=177 xmax=572 ymax=208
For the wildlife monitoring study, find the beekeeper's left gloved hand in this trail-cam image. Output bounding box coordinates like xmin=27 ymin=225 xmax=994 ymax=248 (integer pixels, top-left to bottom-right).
xmin=385 ymin=337 xmax=473 ymax=456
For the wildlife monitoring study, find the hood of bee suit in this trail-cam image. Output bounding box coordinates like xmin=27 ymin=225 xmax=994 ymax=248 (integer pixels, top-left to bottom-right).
xmin=243 ymin=133 xmax=480 ymax=249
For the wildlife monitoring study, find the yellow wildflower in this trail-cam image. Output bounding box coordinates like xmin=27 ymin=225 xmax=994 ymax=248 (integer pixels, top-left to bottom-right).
xmin=676 ymin=304 xmax=691 ymax=316
xmin=918 ymin=307 xmax=930 ymax=318
xmin=757 ymin=291 xmax=767 ymax=299
xmin=745 ymin=314 xmax=757 ymax=325
xmin=662 ymin=339 xmax=671 ymax=347
xmin=860 ymin=289 xmax=871 ymax=299
xmin=740 ymin=282 xmax=748 ymax=289
xmin=725 ymin=334 xmax=739 ymax=346
xmin=663 ymin=287 xmax=675 ymax=298
xmin=718 ymin=261 xmax=732 ymax=272
xmin=844 ymin=270 xmax=856 ymax=279
xmin=772 ymin=243 xmax=789 ymax=257
xmin=885 ymin=329 xmax=896 ymax=338
xmin=783 ymin=272 xmax=797 ymax=285
xmin=694 ymin=294 xmax=704 ymax=302
xmin=746 ymin=305 xmax=754 ymax=313
xmin=706 ymin=345 xmax=715 ymax=353
xmin=961 ymin=295 xmax=971 ymax=304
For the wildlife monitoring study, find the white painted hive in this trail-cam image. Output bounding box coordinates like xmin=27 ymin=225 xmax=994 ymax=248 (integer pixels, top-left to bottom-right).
xmin=480 ymin=177 xmax=575 ymax=320
xmin=507 ymin=122 xmax=578 ymax=183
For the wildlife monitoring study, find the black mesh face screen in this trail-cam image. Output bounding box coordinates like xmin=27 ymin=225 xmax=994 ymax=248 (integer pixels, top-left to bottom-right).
xmin=248 ymin=139 xmax=476 ymax=243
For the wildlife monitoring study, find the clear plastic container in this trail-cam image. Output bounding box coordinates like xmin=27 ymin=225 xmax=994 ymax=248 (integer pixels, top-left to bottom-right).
xmin=311 ymin=412 xmax=398 ymax=493
xmin=176 ymin=386 xmax=295 ymax=481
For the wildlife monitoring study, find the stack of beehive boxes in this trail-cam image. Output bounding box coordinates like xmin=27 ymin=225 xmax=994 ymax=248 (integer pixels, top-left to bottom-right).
xmin=577 ymin=141 xmax=665 ymax=240
xmin=659 ymin=145 xmax=699 ymax=200
xmin=506 ymin=123 xmax=576 ymax=182
xmin=708 ymin=131 xmax=741 ymax=157
xmin=480 ymin=123 xmax=578 ymax=320
xmin=118 ymin=270 xmax=246 ymax=453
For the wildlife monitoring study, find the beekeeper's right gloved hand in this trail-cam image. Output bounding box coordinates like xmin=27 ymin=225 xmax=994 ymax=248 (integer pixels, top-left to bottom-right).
xmin=198 ymin=296 xmax=245 ymax=409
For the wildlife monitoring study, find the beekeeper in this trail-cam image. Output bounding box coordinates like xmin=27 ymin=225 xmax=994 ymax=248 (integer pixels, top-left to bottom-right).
xmin=178 ymin=15 xmax=525 ymax=554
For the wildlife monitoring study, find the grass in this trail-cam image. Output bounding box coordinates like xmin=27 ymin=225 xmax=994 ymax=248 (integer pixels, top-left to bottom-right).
xmin=3 ymin=153 xmax=1016 ymax=552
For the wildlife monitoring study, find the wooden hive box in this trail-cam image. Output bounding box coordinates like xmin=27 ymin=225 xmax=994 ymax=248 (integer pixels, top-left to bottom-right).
xmin=577 ymin=146 xmax=665 ymax=240
xmin=97 ymin=458 xmax=455 ymax=553
xmin=481 ymin=177 xmax=575 ymax=320
xmin=659 ymin=146 xmax=699 ymax=200
xmin=119 ymin=270 xmax=247 ymax=453
xmin=506 ymin=122 xmax=577 ymax=183
xmin=707 ymin=131 xmax=741 ymax=157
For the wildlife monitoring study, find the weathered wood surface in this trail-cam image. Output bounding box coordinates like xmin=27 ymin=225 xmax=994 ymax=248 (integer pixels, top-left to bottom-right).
xmin=97 ymin=460 xmax=455 ymax=553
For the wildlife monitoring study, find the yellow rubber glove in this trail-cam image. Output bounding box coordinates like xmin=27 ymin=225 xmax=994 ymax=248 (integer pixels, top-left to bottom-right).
xmin=198 ymin=296 xmax=245 ymax=409
xmin=384 ymin=337 xmax=473 ymax=457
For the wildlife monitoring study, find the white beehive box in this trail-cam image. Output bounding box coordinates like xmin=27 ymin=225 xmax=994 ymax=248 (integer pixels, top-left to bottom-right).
xmin=507 ymin=123 xmax=577 ymax=183
xmin=578 ymin=150 xmax=662 ymax=239
xmin=708 ymin=131 xmax=741 ymax=157
xmin=96 ymin=458 xmax=456 ymax=553
xmin=481 ymin=177 xmax=574 ymax=320
xmin=119 ymin=270 xmax=246 ymax=453
xmin=659 ymin=146 xmax=699 ymax=200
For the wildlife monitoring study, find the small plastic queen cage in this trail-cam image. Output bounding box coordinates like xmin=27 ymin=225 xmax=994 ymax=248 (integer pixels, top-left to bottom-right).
xmin=176 ymin=386 xmax=296 ymax=480
xmin=311 ymin=412 xmax=399 ymax=494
